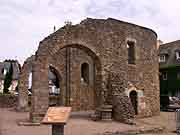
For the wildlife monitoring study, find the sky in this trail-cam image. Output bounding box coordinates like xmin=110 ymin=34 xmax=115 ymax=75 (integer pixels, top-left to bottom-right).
xmin=0 ymin=0 xmax=180 ymax=65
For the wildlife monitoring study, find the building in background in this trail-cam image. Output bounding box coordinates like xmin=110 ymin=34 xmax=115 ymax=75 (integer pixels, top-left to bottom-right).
xmin=0 ymin=60 xmax=21 ymax=93
xmin=159 ymin=40 xmax=180 ymax=97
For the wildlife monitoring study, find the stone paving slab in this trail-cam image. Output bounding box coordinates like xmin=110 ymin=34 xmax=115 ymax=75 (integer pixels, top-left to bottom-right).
xmin=0 ymin=108 xmax=176 ymax=135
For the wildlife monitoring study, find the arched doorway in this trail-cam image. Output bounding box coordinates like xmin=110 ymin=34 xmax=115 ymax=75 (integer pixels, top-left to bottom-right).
xmin=48 ymin=66 xmax=62 ymax=106
xmin=130 ymin=91 xmax=138 ymax=115
xmin=50 ymin=45 xmax=102 ymax=111
xmin=30 ymin=44 xmax=102 ymax=121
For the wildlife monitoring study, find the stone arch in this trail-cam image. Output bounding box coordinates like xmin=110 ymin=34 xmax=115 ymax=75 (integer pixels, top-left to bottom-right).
xmin=31 ymin=43 xmax=102 ymax=121
xmin=38 ymin=39 xmax=100 ymax=60
xmin=51 ymin=44 xmax=102 ymax=108
xmin=49 ymin=65 xmax=62 ymax=90
xmin=48 ymin=65 xmax=62 ymax=106
xmin=125 ymin=82 xmax=145 ymax=116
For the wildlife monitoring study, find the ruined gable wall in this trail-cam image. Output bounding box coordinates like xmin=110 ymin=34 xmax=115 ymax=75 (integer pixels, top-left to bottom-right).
xmin=30 ymin=18 xmax=159 ymax=121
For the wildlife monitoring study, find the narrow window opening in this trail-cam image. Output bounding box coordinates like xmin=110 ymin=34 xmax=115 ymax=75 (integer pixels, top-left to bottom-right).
xmin=81 ymin=63 xmax=89 ymax=84
xmin=28 ymin=72 xmax=32 ymax=94
xmin=127 ymin=41 xmax=135 ymax=64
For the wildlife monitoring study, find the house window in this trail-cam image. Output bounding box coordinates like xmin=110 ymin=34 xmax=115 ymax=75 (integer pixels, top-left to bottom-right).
xmin=162 ymin=72 xmax=167 ymax=80
xmin=159 ymin=55 xmax=166 ymax=62
xmin=127 ymin=41 xmax=135 ymax=64
xmin=176 ymin=52 xmax=180 ymax=60
xmin=81 ymin=63 xmax=89 ymax=84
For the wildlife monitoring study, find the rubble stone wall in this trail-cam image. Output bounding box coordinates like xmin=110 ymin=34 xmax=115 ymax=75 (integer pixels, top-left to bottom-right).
xmin=18 ymin=18 xmax=159 ymax=122
xmin=17 ymin=55 xmax=35 ymax=111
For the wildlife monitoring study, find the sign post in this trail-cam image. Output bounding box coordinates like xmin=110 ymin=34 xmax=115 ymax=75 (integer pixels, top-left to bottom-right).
xmin=42 ymin=107 xmax=71 ymax=135
xmin=176 ymin=109 xmax=180 ymax=134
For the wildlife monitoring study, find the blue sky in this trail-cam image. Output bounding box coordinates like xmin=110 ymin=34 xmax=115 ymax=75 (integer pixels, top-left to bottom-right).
xmin=0 ymin=0 xmax=180 ymax=64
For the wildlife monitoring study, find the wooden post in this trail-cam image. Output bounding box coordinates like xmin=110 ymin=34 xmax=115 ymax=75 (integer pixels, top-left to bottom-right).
xmin=52 ymin=124 xmax=64 ymax=135
xmin=42 ymin=107 xmax=71 ymax=135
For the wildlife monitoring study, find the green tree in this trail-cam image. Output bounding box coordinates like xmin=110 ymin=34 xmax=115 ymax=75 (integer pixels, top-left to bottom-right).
xmin=3 ymin=63 xmax=13 ymax=93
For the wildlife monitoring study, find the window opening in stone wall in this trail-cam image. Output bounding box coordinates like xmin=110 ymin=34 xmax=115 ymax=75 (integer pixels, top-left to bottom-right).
xmin=127 ymin=41 xmax=135 ymax=64
xmin=81 ymin=63 xmax=89 ymax=84
xmin=28 ymin=72 xmax=32 ymax=95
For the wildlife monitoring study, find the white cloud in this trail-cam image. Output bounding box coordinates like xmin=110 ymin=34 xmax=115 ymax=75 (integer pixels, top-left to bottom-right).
xmin=0 ymin=0 xmax=180 ymax=64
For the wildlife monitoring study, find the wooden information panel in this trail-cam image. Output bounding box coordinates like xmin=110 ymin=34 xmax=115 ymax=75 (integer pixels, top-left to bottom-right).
xmin=42 ymin=107 xmax=71 ymax=125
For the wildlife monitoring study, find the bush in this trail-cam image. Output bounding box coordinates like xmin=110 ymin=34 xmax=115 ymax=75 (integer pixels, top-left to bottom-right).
xmin=3 ymin=63 xmax=13 ymax=93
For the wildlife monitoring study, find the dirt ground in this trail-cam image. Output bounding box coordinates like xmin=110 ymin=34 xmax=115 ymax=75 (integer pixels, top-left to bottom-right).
xmin=0 ymin=108 xmax=177 ymax=135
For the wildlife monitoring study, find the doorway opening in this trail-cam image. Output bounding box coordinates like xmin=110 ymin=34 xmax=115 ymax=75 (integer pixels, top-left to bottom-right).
xmin=130 ymin=90 xmax=138 ymax=115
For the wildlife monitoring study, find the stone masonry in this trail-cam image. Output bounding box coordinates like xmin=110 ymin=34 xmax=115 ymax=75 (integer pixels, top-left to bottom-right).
xmin=108 ymin=72 xmax=135 ymax=123
xmin=18 ymin=18 xmax=159 ymax=123
xmin=18 ymin=55 xmax=35 ymax=111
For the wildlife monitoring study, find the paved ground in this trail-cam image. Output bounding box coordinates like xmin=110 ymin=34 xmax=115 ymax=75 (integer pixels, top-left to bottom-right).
xmin=0 ymin=108 xmax=177 ymax=135
xmin=135 ymin=111 xmax=177 ymax=135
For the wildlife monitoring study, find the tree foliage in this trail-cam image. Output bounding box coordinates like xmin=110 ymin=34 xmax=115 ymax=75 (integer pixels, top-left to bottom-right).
xmin=3 ymin=63 xmax=13 ymax=93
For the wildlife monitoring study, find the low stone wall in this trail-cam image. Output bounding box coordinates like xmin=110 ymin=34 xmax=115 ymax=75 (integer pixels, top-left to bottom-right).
xmin=0 ymin=94 xmax=18 ymax=108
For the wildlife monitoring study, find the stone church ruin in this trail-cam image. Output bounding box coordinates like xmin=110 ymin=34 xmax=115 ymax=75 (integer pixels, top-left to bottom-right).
xmin=18 ymin=18 xmax=160 ymax=123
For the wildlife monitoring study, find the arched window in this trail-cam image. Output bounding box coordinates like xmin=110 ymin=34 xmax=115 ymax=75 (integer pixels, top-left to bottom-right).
xmin=127 ymin=41 xmax=136 ymax=64
xmin=81 ymin=63 xmax=89 ymax=84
